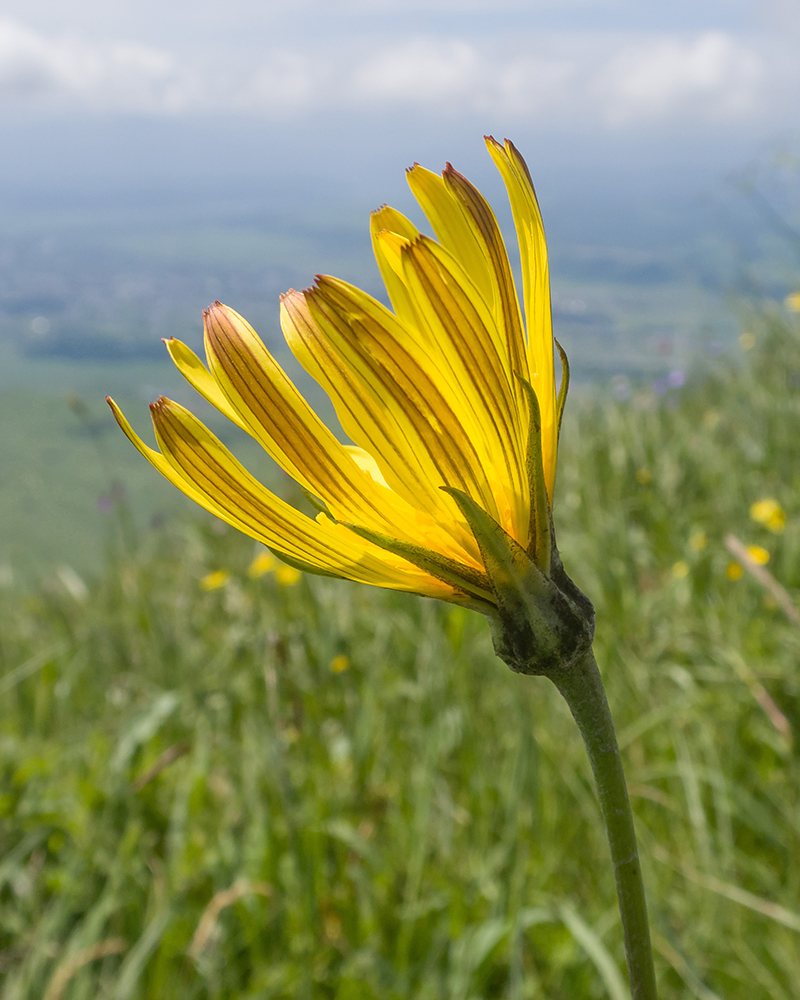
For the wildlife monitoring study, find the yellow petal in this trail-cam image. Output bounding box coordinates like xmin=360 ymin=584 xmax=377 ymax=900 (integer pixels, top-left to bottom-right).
xmin=370 ymin=205 xmax=420 ymax=328
xmin=343 ymin=445 xmax=388 ymax=487
xmin=163 ymin=336 xmax=248 ymax=431
xmin=201 ymin=302 xmax=426 ymax=541
xmin=107 ymin=396 xmax=235 ymax=519
xmin=406 ymin=162 xmax=494 ymax=308
xmin=485 ymin=136 xmax=557 ymax=498
xmin=441 ymin=163 xmax=528 ymax=388
xmin=305 ymin=276 xmax=504 ymax=551
xmin=108 ymin=394 xmax=452 ymax=597
xmin=279 ymin=290 xmax=469 ymax=556
xmin=397 ymin=235 xmax=528 ymax=540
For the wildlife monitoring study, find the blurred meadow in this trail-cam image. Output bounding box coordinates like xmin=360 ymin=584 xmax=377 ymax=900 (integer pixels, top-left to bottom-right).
xmin=3 ymin=303 xmax=800 ymax=998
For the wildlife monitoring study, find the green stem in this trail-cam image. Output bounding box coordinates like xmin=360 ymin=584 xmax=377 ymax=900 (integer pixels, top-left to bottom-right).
xmin=551 ymin=648 xmax=658 ymax=1000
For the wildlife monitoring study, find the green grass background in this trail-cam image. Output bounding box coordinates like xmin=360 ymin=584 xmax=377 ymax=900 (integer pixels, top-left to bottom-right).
xmin=2 ymin=305 xmax=800 ymax=998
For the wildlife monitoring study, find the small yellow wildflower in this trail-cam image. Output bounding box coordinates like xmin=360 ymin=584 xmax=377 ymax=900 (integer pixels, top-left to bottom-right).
xmin=275 ymin=564 xmax=301 ymax=586
xmin=247 ymin=551 xmax=275 ymax=577
xmin=689 ymin=530 xmax=707 ymax=551
xmin=726 ymin=562 xmax=744 ymax=580
xmin=739 ymin=332 xmax=756 ymax=351
xmin=330 ymin=654 xmax=350 ymax=673
xmin=749 ymin=498 xmax=786 ymax=534
xmin=746 ymin=545 xmax=770 ymax=565
xmin=672 ymin=561 xmax=689 ymax=579
xmin=636 ymin=468 xmax=652 ymax=485
xmin=200 ymin=569 xmax=230 ymax=591
xmin=785 ymin=292 xmax=800 ymax=313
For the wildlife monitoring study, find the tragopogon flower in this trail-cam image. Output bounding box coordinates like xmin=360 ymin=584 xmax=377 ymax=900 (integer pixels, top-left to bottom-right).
xmin=107 ymin=146 xmax=661 ymax=991
xmin=108 ymin=137 xmax=581 ymax=644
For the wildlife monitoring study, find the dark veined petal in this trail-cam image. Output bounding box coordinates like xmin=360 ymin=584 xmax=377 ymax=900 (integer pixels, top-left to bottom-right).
xmin=406 ymin=162 xmax=529 ymax=391
xmin=106 ymin=395 xmax=457 ymax=598
xmin=200 ymin=302 xmax=438 ymax=546
xmin=442 ymin=164 xmax=529 ymax=387
xmin=405 ymin=163 xmax=495 ymax=307
xmin=485 ymin=136 xmax=557 ymax=499
xmin=370 ymin=205 xmax=420 ymax=329
xmin=280 ymin=289 xmax=482 ymax=565
xmin=396 ymin=234 xmax=529 ymax=542
xmin=303 ymin=275 xmax=509 ymax=541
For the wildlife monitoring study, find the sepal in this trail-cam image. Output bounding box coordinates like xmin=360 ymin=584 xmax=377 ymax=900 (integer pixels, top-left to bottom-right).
xmin=443 ymin=487 xmax=594 ymax=676
xmin=341 ymin=522 xmax=496 ymax=611
xmin=555 ymin=339 xmax=570 ymax=443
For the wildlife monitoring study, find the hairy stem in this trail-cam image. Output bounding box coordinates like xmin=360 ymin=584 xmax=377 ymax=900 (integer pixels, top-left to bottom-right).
xmin=551 ymin=648 xmax=658 ymax=1000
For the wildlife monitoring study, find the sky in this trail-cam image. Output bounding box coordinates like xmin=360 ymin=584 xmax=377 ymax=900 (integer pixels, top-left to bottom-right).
xmin=0 ymin=0 xmax=782 ymax=125
xmin=0 ymin=0 xmax=797 ymax=190
xmin=0 ymin=0 xmax=797 ymax=284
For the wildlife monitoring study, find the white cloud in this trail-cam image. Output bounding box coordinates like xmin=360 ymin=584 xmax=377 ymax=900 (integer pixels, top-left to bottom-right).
xmin=597 ymin=32 xmax=763 ymax=123
xmin=326 ymin=31 xmax=769 ymax=127
xmin=0 ymin=19 xmax=192 ymax=111
xmin=0 ymin=17 xmax=785 ymax=129
xmin=351 ymin=39 xmax=480 ymax=103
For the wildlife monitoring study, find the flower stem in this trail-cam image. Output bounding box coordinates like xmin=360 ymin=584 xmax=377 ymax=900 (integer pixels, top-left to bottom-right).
xmin=551 ymin=648 xmax=658 ymax=1000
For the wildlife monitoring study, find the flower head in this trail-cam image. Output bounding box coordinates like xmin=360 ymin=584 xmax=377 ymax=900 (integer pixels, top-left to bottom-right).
xmin=749 ymin=498 xmax=786 ymax=534
xmin=785 ymin=292 xmax=800 ymax=313
xmin=200 ymin=569 xmax=230 ymax=591
xmin=109 ymin=138 xmax=591 ymax=667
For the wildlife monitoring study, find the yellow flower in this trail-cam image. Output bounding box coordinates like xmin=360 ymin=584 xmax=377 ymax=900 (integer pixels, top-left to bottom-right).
xmin=200 ymin=569 xmax=230 ymax=591
xmin=247 ymin=551 xmax=275 ymax=578
xmin=671 ymin=561 xmax=689 ymax=579
xmin=635 ymin=468 xmax=652 ymax=485
xmin=688 ymin=530 xmax=707 ymax=551
xmin=275 ymin=564 xmax=301 ymax=587
xmin=726 ymin=562 xmax=744 ymax=581
xmin=746 ymin=545 xmax=770 ymax=565
xmin=739 ymin=332 xmax=756 ymax=351
xmin=749 ymin=498 xmax=786 ymax=534
xmin=330 ymin=654 xmax=350 ymax=673
xmin=107 ymin=138 xmax=565 ymax=614
xmin=785 ymin=292 xmax=800 ymax=313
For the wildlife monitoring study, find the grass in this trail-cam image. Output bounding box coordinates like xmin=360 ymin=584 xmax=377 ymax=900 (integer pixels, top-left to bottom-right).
xmin=2 ymin=305 xmax=800 ymax=998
